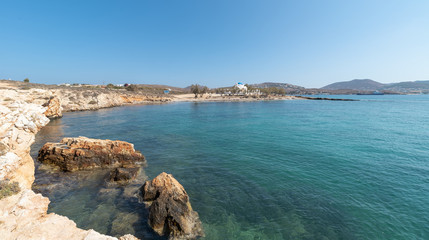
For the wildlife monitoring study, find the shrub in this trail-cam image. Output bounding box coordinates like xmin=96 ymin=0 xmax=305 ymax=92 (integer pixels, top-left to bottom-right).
xmin=126 ymin=84 xmax=139 ymax=91
xmin=23 ymin=78 xmax=29 ymax=83
xmin=89 ymin=100 xmax=97 ymax=104
xmin=0 ymin=180 xmax=21 ymax=200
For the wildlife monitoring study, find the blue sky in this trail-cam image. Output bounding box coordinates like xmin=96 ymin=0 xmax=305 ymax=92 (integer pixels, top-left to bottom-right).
xmin=1 ymin=0 xmax=428 ymax=88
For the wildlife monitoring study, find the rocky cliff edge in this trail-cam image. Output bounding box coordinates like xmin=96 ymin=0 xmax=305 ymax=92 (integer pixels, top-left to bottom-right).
xmin=0 ymin=90 xmax=139 ymax=239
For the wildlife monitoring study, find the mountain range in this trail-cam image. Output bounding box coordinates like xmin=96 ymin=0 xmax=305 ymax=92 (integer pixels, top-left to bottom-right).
xmin=321 ymin=79 xmax=429 ymax=93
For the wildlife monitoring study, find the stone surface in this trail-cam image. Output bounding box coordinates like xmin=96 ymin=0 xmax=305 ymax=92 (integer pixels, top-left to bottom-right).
xmin=0 ymin=91 xmax=139 ymax=240
xmin=38 ymin=137 xmax=146 ymax=171
xmin=109 ymin=167 xmax=140 ymax=184
xmin=140 ymin=172 xmax=204 ymax=240
xmin=43 ymin=96 xmax=63 ymax=118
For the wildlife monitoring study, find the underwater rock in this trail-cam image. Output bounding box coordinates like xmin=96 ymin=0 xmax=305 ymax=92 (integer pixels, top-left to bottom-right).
xmin=110 ymin=212 xmax=140 ymax=237
xmin=118 ymin=234 xmax=140 ymax=240
xmin=109 ymin=167 xmax=140 ymax=184
xmin=37 ymin=137 xmax=146 ymax=172
xmin=43 ymin=96 xmax=63 ymax=118
xmin=140 ymin=172 xmax=204 ymax=240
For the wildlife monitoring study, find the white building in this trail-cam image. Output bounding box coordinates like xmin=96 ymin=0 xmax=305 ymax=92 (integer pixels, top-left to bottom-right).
xmin=234 ymin=82 xmax=247 ymax=92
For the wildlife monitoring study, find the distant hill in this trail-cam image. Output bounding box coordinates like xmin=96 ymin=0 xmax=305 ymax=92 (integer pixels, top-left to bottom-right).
xmin=384 ymin=80 xmax=429 ymax=92
xmin=322 ymin=79 xmax=385 ymax=90
xmin=250 ymin=82 xmax=305 ymax=90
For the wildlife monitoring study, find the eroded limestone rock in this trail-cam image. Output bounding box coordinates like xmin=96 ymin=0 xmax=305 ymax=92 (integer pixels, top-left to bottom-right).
xmin=140 ymin=172 xmax=204 ymax=240
xmin=0 ymin=85 xmax=141 ymax=240
xmin=38 ymin=137 xmax=146 ymax=172
xmin=43 ymin=96 xmax=63 ymax=118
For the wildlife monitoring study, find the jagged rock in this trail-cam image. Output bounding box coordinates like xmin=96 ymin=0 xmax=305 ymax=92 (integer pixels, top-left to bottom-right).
xmin=109 ymin=167 xmax=140 ymax=184
xmin=38 ymin=137 xmax=146 ymax=172
xmin=43 ymin=96 xmax=63 ymax=118
xmin=140 ymin=172 xmax=204 ymax=240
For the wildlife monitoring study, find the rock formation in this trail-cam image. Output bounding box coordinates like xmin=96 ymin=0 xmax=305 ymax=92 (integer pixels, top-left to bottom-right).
xmin=0 ymin=93 xmax=139 ymax=240
xmin=38 ymin=137 xmax=146 ymax=172
xmin=109 ymin=167 xmax=140 ymax=184
xmin=0 ymin=81 xmax=171 ymax=114
xmin=43 ymin=96 xmax=63 ymax=118
xmin=140 ymin=172 xmax=204 ymax=240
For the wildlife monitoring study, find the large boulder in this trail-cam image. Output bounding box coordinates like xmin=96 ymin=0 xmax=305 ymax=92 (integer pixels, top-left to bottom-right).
xmin=37 ymin=137 xmax=146 ymax=172
xmin=43 ymin=96 xmax=63 ymax=118
xmin=140 ymin=172 xmax=204 ymax=240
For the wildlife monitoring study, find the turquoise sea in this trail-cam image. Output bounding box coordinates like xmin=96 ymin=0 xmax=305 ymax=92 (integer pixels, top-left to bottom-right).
xmin=32 ymin=95 xmax=429 ymax=239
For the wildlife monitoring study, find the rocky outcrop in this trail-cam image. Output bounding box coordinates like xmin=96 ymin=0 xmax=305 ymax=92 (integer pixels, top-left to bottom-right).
xmin=140 ymin=172 xmax=204 ymax=240
xmin=38 ymin=137 xmax=146 ymax=172
xmin=0 ymin=101 xmax=50 ymax=188
xmin=43 ymin=96 xmax=63 ymax=118
xmin=0 ymin=82 xmax=171 ymax=114
xmin=0 ymin=94 xmax=139 ymax=240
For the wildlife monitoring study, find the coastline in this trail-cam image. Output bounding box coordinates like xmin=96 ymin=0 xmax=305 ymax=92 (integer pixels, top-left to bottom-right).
xmin=0 ymin=86 xmax=139 ymax=239
xmin=0 ymin=81 xmax=357 ymax=240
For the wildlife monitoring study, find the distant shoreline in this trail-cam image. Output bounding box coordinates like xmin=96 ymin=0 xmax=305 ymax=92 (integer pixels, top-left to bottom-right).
xmin=170 ymin=94 xmax=358 ymax=103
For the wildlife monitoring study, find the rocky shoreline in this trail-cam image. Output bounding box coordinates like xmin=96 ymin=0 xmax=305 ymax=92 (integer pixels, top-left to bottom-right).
xmin=0 ymin=98 xmax=133 ymax=239
xmin=0 ymin=80 xmax=356 ymax=239
xmin=0 ymin=83 xmax=205 ymax=239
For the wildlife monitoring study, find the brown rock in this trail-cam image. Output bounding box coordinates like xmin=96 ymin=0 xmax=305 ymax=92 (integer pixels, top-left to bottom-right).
xmin=43 ymin=96 xmax=63 ymax=118
xmin=109 ymin=167 xmax=140 ymax=184
xmin=140 ymin=172 xmax=204 ymax=240
xmin=37 ymin=137 xmax=146 ymax=172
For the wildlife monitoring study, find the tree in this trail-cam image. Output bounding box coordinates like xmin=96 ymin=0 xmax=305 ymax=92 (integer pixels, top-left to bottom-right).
xmin=190 ymin=84 xmax=200 ymax=98
xmin=201 ymin=86 xmax=209 ymax=97
xmin=23 ymin=78 xmax=29 ymax=83
xmin=277 ymin=87 xmax=286 ymax=95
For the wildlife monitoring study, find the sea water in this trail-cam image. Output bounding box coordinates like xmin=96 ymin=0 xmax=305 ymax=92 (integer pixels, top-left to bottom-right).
xmin=31 ymin=95 xmax=429 ymax=239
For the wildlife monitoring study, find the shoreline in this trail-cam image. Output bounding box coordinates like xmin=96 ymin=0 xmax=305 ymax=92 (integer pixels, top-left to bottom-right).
xmin=0 ymin=87 xmax=137 ymax=239
xmin=0 ymin=82 xmax=357 ymax=240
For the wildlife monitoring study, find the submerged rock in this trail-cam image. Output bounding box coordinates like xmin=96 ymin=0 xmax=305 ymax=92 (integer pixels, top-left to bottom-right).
xmin=37 ymin=137 xmax=146 ymax=172
xmin=140 ymin=172 xmax=204 ymax=240
xmin=43 ymin=96 xmax=63 ymax=118
xmin=109 ymin=167 xmax=140 ymax=184
xmin=110 ymin=212 xmax=140 ymax=237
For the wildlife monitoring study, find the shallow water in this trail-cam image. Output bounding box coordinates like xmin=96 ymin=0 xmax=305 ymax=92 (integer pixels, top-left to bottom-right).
xmin=32 ymin=95 xmax=429 ymax=239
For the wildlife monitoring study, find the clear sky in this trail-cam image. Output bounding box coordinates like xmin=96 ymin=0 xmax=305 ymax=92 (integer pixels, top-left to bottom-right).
xmin=1 ymin=0 xmax=428 ymax=88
